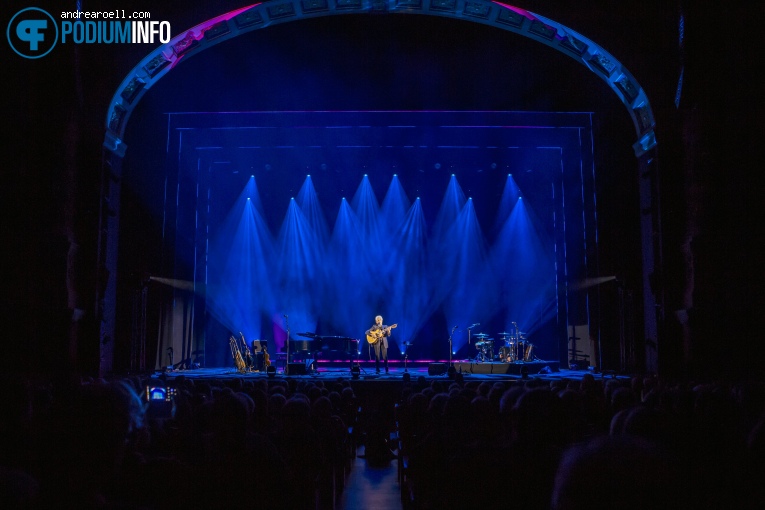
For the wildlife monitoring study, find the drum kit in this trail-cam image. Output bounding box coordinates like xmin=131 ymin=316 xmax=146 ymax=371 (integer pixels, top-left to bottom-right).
xmin=474 ymin=334 xmax=494 ymax=362
xmin=474 ymin=323 xmax=534 ymax=363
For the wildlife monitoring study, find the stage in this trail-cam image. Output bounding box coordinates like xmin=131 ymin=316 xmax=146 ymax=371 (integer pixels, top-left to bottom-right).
xmin=152 ymin=359 xmax=618 ymax=385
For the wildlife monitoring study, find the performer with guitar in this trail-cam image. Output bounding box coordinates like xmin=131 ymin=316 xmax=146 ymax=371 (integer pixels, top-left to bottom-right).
xmin=365 ymin=315 xmax=397 ymax=374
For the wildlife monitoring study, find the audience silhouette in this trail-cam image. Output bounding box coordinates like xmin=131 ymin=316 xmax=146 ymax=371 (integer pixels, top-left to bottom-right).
xmin=2 ymin=372 xmax=764 ymax=509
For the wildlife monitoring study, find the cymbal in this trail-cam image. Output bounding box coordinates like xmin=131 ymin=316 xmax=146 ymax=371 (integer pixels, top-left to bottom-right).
xmin=297 ymin=332 xmax=317 ymax=338
xmin=474 ymin=333 xmax=489 ymax=338
xmin=497 ymin=332 xmax=511 ymax=336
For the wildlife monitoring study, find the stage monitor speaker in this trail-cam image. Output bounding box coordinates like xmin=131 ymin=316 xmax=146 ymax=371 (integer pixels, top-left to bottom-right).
xmin=428 ymin=362 xmax=447 ymax=376
xmin=285 ymin=360 xmax=314 ymax=375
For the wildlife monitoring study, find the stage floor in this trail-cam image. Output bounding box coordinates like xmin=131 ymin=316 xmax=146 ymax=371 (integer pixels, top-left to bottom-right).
xmin=154 ymin=359 xmax=625 ymax=384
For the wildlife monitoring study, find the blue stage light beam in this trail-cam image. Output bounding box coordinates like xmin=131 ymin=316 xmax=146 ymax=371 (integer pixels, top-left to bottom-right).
xmin=327 ymin=198 xmax=376 ymax=343
xmin=380 ymin=174 xmax=410 ymax=239
xmin=384 ymin=197 xmax=434 ymax=355
xmin=491 ymin=194 xmax=556 ymax=341
xmin=492 ymin=174 xmax=522 ymax=235
xmin=206 ymin=181 xmax=275 ymax=349
xmin=439 ymin=196 xmax=499 ymax=354
xmin=274 ymin=198 xmax=320 ymax=348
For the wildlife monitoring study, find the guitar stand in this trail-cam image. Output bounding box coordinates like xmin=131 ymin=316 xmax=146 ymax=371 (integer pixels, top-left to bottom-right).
xmin=351 ymin=342 xmax=370 ymax=375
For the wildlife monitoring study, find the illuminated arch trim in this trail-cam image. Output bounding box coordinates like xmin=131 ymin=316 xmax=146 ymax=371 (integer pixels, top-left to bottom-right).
xmin=103 ymin=0 xmax=656 ymax=157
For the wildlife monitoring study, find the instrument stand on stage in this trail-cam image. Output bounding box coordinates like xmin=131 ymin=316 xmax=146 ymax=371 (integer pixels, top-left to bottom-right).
xmin=284 ymin=314 xmax=291 ymax=371
xmin=448 ymin=326 xmax=457 ymax=368
xmin=474 ymin=332 xmax=494 ymax=362
xmin=349 ymin=342 xmax=371 ymax=377
xmin=402 ymin=342 xmax=413 ymax=373
xmin=466 ymin=323 xmax=478 ymax=360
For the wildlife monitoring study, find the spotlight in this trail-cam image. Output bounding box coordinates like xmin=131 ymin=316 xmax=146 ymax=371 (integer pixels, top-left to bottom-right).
xmin=351 ymin=364 xmax=360 ymax=380
xmin=267 ymin=365 xmax=276 ymax=379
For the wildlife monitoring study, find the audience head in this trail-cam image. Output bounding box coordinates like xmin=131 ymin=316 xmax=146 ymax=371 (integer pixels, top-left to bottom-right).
xmin=552 ymin=435 xmax=685 ymax=510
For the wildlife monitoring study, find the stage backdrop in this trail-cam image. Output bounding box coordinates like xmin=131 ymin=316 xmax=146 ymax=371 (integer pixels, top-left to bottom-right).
xmin=142 ymin=110 xmax=597 ymax=369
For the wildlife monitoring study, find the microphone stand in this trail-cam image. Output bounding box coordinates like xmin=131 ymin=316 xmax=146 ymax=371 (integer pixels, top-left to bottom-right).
xmin=403 ymin=342 xmax=413 ymax=373
xmin=512 ymin=321 xmax=519 ymax=362
xmin=466 ymin=324 xmax=476 ymax=360
xmin=284 ymin=315 xmax=290 ymax=370
xmin=448 ymin=326 xmax=457 ymax=367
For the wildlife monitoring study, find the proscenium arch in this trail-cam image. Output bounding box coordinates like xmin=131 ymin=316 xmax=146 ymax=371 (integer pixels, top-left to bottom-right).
xmin=104 ymin=1 xmax=656 ymax=155
xmin=97 ymin=1 xmax=662 ymax=375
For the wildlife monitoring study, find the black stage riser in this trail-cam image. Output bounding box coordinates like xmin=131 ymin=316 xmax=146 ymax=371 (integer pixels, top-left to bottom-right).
xmin=453 ymin=361 xmax=559 ymax=375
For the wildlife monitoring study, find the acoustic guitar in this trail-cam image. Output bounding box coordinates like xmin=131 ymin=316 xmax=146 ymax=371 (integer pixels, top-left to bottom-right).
xmin=366 ymin=324 xmax=397 ymax=344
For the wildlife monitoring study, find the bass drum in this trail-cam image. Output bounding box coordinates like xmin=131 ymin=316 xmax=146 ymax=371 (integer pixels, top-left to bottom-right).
xmin=499 ymin=345 xmax=515 ymax=362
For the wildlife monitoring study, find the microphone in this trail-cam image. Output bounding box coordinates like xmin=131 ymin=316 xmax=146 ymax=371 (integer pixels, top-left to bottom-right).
xmin=473 ymin=323 xmax=480 ymax=327
xmin=283 ymin=314 xmax=288 ymax=318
